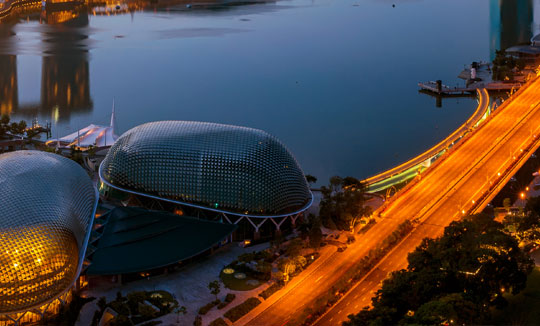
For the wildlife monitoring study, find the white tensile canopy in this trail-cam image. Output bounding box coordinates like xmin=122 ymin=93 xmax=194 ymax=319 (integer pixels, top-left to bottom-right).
xmin=48 ymin=102 xmax=118 ymax=149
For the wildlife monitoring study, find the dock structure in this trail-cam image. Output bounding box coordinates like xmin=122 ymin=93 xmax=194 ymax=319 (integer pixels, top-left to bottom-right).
xmin=419 ymin=60 xmax=528 ymax=95
xmin=418 ymin=81 xmax=475 ymax=95
xmin=419 ymin=80 xmax=522 ymax=95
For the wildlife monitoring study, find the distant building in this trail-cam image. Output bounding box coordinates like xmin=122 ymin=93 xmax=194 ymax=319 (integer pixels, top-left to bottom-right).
xmin=490 ymin=0 xmax=534 ymax=60
xmin=99 ymin=120 xmax=313 ymax=240
xmin=0 ymin=151 xmax=97 ymax=326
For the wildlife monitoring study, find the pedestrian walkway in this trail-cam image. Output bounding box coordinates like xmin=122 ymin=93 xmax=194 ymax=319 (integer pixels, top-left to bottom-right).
xmin=77 ymin=242 xmax=270 ymax=326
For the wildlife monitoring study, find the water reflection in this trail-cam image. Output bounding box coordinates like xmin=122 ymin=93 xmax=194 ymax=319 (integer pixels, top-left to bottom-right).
xmin=0 ymin=24 xmax=17 ymax=115
xmin=0 ymin=8 xmax=92 ymax=121
xmin=0 ymin=0 xmax=270 ymax=122
xmin=40 ymin=12 xmax=92 ymax=121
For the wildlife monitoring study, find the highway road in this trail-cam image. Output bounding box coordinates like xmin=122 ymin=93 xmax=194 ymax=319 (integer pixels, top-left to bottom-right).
xmin=315 ymin=76 xmax=540 ymax=325
xmin=237 ymin=77 xmax=540 ymax=326
xmin=237 ymin=89 xmax=492 ymax=326
xmin=237 ymin=216 xmax=406 ymax=326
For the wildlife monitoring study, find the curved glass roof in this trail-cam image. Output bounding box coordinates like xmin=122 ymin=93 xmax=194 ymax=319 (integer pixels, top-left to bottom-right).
xmin=0 ymin=151 xmax=97 ymax=314
xmin=87 ymin=207 xmax=237 ymax=275
xmin=100 ymin=121 xmax=312 ymax=217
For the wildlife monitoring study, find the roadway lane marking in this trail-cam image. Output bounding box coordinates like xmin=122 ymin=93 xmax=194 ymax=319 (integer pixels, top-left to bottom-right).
xmin=315 ymin=275 xmax=324 ymax=283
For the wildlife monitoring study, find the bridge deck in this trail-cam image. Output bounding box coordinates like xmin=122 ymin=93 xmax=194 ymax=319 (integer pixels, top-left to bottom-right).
xmin=365 ymin=88 xmax=490 ymax=193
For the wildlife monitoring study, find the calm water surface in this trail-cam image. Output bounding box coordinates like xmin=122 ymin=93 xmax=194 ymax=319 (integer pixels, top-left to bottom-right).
xmin=1 ymin=0 xmax=538 ymax=184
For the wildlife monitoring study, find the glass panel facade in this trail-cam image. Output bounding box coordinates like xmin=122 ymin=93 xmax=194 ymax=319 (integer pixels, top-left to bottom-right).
xmin=0 ymin=151 xmax=96 ymax=314
xmin=100 ymin=121 xmax=311 ymax=216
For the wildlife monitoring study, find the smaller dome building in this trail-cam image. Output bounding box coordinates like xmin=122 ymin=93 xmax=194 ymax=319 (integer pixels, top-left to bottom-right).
xmin=0 ymin=151 xmax=97 ymax=325
xmin=99 ymin=121 xmax=312 ymax=239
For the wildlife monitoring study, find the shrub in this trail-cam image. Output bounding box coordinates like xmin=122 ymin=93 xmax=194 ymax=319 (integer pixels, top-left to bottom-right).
xmin=259 ymin=283 xmax=284 ymax=300
xmin=198 ymin=301 xmax=218 ymax=315
xmin=139 ymin=303 xmax=158 ymax=319
xmin=209 ymin=318 xmax=229 ymax=326
xmin=218 ymin=293 xmax=236 ymax=309
xmin=224 ymin=297 xmax=261 ymax=322
xmin=217 ymin=301 xmax=230 ymax=309
xmin=109 ymin=301 xmax=129 ymax=316
xmin=127 ymin=291 xmax=147 ymax=314
xmin=225 ymin=293 xmax=236 ymax=303
xmin=110 ymin=315 xmax=131 ymax=326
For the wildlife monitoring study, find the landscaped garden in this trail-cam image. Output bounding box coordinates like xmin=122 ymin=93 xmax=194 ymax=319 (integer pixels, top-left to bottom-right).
xmin=220 ymin=249 xmax=275 ymax=291
xmin=91 ymin=290 xmax=179 ymax=326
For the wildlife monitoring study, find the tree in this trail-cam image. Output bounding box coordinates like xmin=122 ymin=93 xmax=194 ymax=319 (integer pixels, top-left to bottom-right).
xmin=271 ymin=232 xmax=284 ymax=251
xmin=0 ymin=114 xmax=9 ymax=137
xmin=504 ymin=199 xmax=540 ymax=247
xmin=285 ymin=238 xmax=304 ymax=257
xmin=293 ymin=255 xmax=307 ymax=269
xmin=492 ymin=49 xmax=518 ymax=81
xmin=305 ymin=174 xmax=317 ymax=185
xmin=503 ymin=197 xmax=512 ymax=210
xmin=208 ymin=280 xmax=221 ymax=301
xmin=345 ymin=214 xmax=534 ymax=326
xmin=412 ymin=293 xmax=479 ymax=326
xmin=9 ymin=120 xmax=26 ymax=136
xmin=278 ymin=258 xmax=296 ymax=282
xmin=319 ymin=176 xmax=371 ymax=230
xmin=525 ymin=196 xmax=540 ymax=215
xmin=308 ymin=216 xmax=323 ymax=249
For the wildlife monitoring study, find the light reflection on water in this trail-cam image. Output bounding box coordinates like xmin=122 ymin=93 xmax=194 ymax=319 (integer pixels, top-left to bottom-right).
xmin=0 ymin=0 xmax=538 ymax=184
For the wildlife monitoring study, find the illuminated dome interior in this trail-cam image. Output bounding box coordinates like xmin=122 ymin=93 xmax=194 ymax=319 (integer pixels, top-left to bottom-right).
xmin=0 ymin=151 xmax=96 ymax=313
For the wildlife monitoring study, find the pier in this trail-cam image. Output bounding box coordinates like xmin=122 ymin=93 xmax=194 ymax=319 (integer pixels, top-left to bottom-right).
xmin=418 ymin=80 xmax=522 ymax=95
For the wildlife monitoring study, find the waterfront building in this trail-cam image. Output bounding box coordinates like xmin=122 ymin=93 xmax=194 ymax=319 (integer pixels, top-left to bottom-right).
xmin=0 ymin=151 xmax=97 ymax=326
xmin=99 ymin=120 xmax=313 ymax=241
xmin=490 ymin=0 xmax=535 ymax=60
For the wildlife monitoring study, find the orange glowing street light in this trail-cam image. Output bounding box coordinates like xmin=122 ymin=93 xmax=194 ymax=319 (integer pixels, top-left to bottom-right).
xmin=520 ymin=192 xmax=526 ymax=199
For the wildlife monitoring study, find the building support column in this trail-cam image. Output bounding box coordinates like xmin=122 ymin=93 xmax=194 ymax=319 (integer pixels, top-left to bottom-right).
xmin=270 ymin=215 xmax=288 ymax=231
xmin=245 ymin=216 xmax=267 ymax=238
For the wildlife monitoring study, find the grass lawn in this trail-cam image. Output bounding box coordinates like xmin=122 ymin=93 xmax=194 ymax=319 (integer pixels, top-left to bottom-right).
xmin=490 ymin=267 xmax=540 ymax=325
xmin=220 ymin=269 xmax=262 ymax=291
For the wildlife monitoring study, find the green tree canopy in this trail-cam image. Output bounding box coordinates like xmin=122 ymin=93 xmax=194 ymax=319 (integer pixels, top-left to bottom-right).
xmin=319 ymin=176 xmax=371 ymax=230
xmin=344 ymin=214 xmax=534 ymax=326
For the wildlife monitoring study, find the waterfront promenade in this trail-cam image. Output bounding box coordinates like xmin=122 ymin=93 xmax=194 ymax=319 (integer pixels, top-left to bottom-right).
xmin=365 ymin=88 xmax=489 ymax=193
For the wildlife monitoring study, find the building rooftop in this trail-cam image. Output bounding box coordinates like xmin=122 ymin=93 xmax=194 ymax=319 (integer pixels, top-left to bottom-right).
xmin=0 ymin=151 xmax=96 ymax=314
xmin=87 ymin=207 xmax=237 ymax=275
xmin=99 ymin=120 xmax=312 ymax=217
